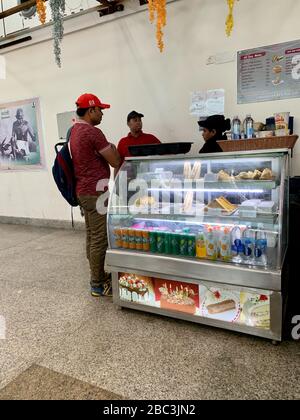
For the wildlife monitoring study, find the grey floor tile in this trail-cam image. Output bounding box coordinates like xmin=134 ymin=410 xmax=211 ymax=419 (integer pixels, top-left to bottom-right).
xmin=0 ymin=365 xmax=123 ymax=400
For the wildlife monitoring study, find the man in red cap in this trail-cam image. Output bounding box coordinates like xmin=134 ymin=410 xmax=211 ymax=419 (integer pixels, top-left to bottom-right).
xmin=115 ymin=110 xmax=161 ymax=173
xmin=70 ymin=93 xmax=121 ymax=297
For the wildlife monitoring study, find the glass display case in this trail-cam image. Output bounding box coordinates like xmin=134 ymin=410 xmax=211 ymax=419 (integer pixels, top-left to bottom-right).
xmin=106 ymin=150 xmax=289 ymax=342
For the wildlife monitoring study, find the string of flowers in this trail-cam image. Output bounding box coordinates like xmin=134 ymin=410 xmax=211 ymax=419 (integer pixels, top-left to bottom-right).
xmin=36 ymin=0 xmax=47 ymax=25
xmin=49 ymin=0 xmax=66 ymax=67
xmin=225 ymin=0 xmax=239 ymax=37
xmin=148 ymin=0 xmax=167 ymax=53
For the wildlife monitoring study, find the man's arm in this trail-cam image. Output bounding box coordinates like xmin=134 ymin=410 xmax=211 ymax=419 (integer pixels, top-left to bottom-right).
xmin=100 ymin=144 xmax=121 ymax=169
xmin=26 ymin=122 xmax=36 ymax=141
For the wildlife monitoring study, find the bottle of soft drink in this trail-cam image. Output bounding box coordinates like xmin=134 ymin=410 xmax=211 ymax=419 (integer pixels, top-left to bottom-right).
xmin=231 ymin=225 xmax=244 ymax=264
xmin=244 ymin=114 xmax=254 ymax=139
xmin=220 ymin=226 xmax=231 ymax=261
xmin=232 ymin=116 xmax=241 ymax=140
xmin=196 ymin=227 xmax=206 ymax=258
xmin=254 ymin=225 xmax=268 ymax=267
xmin=205 ymin=226 xmax=217 ymax=260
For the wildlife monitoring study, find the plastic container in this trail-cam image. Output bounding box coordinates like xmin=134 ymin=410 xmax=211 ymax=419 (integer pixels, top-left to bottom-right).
xmin=113 ymin=227 xmax=123 ymax=248
xmin=205 ymin=226 xmax=217 ymax=260
xmin=142 ymin=230 xmax=150 ymax=251
xmin=121 ymin=228 xmax=129 ymax=249
xmin=254 ymin=225 xmax=268 ymax=267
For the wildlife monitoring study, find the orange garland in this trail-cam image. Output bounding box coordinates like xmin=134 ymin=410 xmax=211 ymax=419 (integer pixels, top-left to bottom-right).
xmin=36 ymin=0 xmax=47 ymax=25
xmin=148 ymin=0 xmax=167 ymax=53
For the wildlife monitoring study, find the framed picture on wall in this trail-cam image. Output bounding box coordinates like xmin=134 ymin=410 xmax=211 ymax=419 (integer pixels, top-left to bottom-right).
xmin=0 ymin=97 xmax=45 ymax=170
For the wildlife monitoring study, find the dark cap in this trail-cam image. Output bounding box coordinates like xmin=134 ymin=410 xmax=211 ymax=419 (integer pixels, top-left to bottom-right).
xmin=127 ymin=110 xmax=144 ymax=123
xmin=198 ymin=114 xmax=231 ymax=132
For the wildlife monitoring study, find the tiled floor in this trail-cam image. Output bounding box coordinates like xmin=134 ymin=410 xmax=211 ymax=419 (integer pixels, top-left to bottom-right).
xmin=0 ymin=224 xmax=299 ymax=400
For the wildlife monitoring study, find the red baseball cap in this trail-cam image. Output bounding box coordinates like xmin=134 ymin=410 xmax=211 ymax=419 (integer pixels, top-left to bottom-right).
xmin=75 ymin=93 xmax=110 ymax=109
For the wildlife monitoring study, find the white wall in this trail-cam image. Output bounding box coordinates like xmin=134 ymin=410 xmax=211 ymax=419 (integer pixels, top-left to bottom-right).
xmin=0 ymin=0 xmax=300 ymax=221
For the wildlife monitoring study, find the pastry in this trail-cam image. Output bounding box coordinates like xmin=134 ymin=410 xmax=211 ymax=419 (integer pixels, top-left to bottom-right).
xmin=218 ymin=170 xmax=233 ymax=181
xmin=235 ymin=171 xmax=250 ymax=180
xmin=260 ymin=168 xmax=273 ymax=180
xmin=253 ymin=169 xmax=262 ymax=180
xmin=207 ymin=299 xmax=236 ymax=314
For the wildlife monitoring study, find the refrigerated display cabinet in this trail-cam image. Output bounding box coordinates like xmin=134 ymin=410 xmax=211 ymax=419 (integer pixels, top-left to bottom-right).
xmin=106 ymin=149 xmax=289 ymax=342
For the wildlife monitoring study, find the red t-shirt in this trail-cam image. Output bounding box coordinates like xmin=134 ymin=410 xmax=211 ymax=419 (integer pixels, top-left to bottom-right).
xmin=70 ymin=122 xmax=111 ymax=196
xmin=117 ymin=132 xmax=161 ymax=163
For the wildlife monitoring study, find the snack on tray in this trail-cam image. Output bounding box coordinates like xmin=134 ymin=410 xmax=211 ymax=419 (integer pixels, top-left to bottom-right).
xmin=235 ymin=168 xmax=273 ymax=180
xmin=260 ymin=168 xmax=273 ymax=180
xmin=206 ymin=196 xmax=237 ymax=213
xmin=218 ymin=170 xmax=234 ymax=181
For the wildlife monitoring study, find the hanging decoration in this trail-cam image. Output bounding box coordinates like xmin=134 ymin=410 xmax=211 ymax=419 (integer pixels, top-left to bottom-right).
xmin=225 ymin=0 xmax=238 ymax=37
xmin=36 ymin=0 xmax=47 ymax=25
xmin=148 ymin=0 xmax=167 ymax=53
xmin=49 ymin=0 xmax=66 ymax=68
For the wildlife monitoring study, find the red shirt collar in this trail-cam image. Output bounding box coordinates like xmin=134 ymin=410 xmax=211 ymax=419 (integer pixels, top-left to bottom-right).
xmin=128 ymin=131 xmax=144 ymax=138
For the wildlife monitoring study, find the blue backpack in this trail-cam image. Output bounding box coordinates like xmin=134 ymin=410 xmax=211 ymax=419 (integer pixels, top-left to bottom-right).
xmin=52 ymin=127 xmax=78 ymax=207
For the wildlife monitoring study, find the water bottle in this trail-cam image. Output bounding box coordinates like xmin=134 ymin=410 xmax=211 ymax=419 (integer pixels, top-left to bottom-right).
xmin=244 ymin=114 xmax=254 ymax=139
xmin=231 ymin=225 xmax=244 ymax=264
xmin=254 ymin=225 xmax=268 ymax=267
xmin=232 ymin=116 xmax=241 ymax=140
xmin=242 ymin=227 xmax=255 ymax=264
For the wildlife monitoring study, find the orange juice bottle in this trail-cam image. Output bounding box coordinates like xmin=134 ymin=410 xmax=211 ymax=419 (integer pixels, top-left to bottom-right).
xmin=196 ymin=228 xmax=206 ymax=258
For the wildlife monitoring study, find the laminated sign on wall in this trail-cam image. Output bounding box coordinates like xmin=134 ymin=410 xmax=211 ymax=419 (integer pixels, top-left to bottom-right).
xmin=238 ymin=39 xmax=300 ymax=103
xmin=0 ymin=98 xmax=45 ymax=171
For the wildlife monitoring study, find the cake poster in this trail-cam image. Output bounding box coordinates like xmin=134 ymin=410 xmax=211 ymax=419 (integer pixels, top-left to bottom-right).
xmin=154 ymin=279 xmax=200 ymax=315
xmin=118 ymin=273 xmax=155 ymax=305
xmin=240 ymin=291 xmax=271 ymax=330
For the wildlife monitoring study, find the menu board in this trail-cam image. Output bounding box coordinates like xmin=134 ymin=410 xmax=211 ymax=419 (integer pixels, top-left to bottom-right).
xmin=237 ymin=40 xmax=300 ymax=103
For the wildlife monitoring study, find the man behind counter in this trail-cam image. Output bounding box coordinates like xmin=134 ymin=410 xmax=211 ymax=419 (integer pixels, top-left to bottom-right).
xmin=116 ymin=111 xmax=161 ymax=172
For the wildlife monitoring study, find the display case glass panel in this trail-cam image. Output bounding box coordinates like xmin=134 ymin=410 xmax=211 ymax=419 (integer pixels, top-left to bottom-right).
xmin=108 ymin=151 xmax=288 ymax=271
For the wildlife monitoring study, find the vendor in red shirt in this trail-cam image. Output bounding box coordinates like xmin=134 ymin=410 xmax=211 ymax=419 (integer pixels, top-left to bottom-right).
xmin=116 ymin=111 xmax=161 ymax=171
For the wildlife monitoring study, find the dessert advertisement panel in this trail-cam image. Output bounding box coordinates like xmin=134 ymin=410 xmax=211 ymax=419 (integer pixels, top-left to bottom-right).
xmin=118 ymin=273 xmax=271 ymax=330
xmin=238 ymin=39 xmax=300 ymax=103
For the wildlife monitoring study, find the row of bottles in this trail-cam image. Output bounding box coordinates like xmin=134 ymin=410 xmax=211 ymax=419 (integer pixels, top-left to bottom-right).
xmin=232 ymin=115 xmax=254 ymax=139
xmin=114 ymin=224 xmax=268 ymax=267
xmin=197 ymin=224 xmax=268 ymax=267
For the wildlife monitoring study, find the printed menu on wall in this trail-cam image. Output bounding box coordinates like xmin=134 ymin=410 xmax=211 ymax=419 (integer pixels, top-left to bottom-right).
xmin=237 ymin=39 xmax=300 ymax=103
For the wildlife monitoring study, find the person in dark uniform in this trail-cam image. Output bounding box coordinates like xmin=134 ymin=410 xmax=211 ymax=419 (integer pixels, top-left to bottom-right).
xmin=198 ymin=114 xmax=231 ymax=153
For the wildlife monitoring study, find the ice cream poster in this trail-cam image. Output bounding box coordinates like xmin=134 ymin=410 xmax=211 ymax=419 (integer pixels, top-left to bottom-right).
xmin=118 ymin=273 xmax=155 ymax=305
xmin=199 ymin=285 xmax=241 ymax=323
xmin=239 ymin=291 xmax=271 ymax=330
xmin=154 ymin=279 xmax=200 ymax=315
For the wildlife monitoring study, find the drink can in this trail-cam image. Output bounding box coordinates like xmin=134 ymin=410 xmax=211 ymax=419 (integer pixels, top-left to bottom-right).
xmin=121 ymin=228 xmax=129 ymax=248
xmin=149 ymin=231 xmax=157 ymax=253
xmin=171 ymin=230 xmax=181 ymax=255
xmin=135 ymin=229 xmax=143 ymax=250
xmin=113 ymin=227 xmax=122 ymax=248
xmin=157 ymin=231 xmax=165 ymax=254
xmin=179 ymin=234 xmax=188 ymax=256
xmin=142 ymin=230 xmax=150 ymax=251
xmin=165 ymin=232 xmax=172 ymax=255
xmin=187 ymin=234 xmax=196 ymax=257
xmin=128 ymin=228 xmax=136 ymax=249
